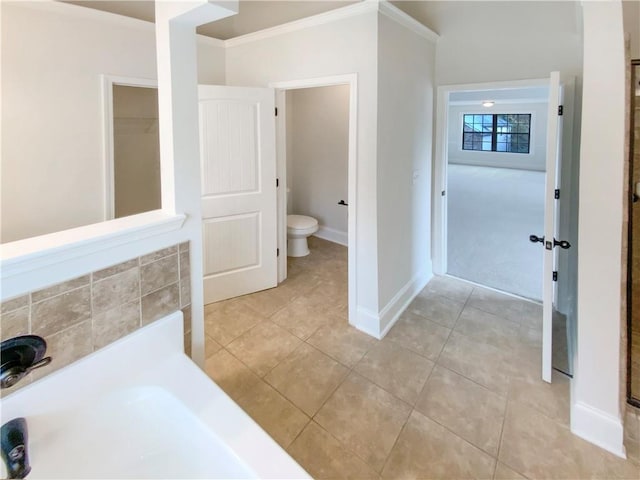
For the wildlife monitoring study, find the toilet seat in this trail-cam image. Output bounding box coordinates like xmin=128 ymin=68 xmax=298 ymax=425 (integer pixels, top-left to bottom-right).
xmin=287 ymin=215 xmax=317 ymax=229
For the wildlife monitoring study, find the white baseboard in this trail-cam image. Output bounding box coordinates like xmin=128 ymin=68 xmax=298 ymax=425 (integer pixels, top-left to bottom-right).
xmin=379 ymin=269 xmax=433 ymax=338
xmin=313 ymin=226 xmax=347 ymax=246
xmin=352 ymin=306 xmax=382 ymax=339
xmin=571 ymin=401 xmax=626 ymax=458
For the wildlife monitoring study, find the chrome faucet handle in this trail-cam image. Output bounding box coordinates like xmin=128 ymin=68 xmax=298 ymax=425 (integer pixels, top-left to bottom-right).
xmin=0 ymin=336 xmax=52 ymax=389
xmin=1 ymin=418 xmax=31 ymax=479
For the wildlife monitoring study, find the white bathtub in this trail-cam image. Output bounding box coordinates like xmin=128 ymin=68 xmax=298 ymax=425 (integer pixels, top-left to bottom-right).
xmin=0 ymin=312 xmax=310 ymax=479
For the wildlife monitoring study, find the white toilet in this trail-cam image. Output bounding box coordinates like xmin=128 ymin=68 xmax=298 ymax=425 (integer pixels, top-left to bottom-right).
xmin=287 ymin=214 xmax=319 ymax=257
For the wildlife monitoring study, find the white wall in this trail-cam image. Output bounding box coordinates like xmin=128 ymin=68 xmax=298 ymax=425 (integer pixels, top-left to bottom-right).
xmin=287 ymin=85 xmax=349 ymax=241
xmin=376 ymin=12 xmax=436 ymax=324
xmin=225 ymin=11 xmax=382 ymax=323
xmin=0 ymin=1 xmax=225 ymax=243
xmin=572 ymin=0 xmax=627 ymax=457
xmin=447 ymin=102 xmax=548 ymax=171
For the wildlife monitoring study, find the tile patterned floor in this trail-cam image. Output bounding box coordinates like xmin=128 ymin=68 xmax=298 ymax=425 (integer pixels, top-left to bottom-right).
xmin=203 ymin=237 xmax=640 ymax=479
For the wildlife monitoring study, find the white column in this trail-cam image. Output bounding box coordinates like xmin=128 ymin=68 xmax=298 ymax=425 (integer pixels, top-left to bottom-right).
xmin=572 ymin=0 xmax=627 ymax=458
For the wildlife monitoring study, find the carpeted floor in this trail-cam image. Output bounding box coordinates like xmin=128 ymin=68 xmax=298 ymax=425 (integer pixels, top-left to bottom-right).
xmin=447 ymin=164 xmax=545 ymax=301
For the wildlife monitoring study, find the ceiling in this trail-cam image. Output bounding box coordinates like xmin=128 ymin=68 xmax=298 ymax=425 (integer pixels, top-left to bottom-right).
xmin=64 ymin=1 xmax=362 ymax=40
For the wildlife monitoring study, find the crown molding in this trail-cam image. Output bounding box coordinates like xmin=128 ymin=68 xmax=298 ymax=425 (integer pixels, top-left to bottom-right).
xmin=6 ymin=0 xmax=225 ymax=47
xmin=378 ymin=1 xmax=439 ymax=44
xmin=224 ymin=0 xmax=438 ymax=48
xmin=224 ymin=1 xmax=379 ymax=48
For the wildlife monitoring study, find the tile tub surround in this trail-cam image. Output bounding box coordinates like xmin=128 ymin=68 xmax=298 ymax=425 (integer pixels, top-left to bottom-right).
xmin=0 ymin=242 xmax=191 ymax=394
xmin=203 ymin=237 xmax=640 ymax=479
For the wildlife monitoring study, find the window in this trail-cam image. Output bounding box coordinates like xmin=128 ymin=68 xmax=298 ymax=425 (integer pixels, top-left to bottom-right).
xmin=462 ymin=114 xmax=531 ymax=154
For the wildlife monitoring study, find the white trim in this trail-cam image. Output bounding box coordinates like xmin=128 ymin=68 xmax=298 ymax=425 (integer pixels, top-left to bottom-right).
xmin=9 ymin=0 xmax=225 ymax=47
xmin=270 ymin=74 xmax=358 ymax=326
xmin=313 ymin=226 xmax=348 ymax=246
xmin=571 ymin=401 xmax=626 ymax=458
xmin=354 ymin=306 xmax=381 ymax=339
xmin=101 ymin=75 xmax=158 ymax=221
xmin=379 ymin=269 xmax=433 ymax=338
xmin=224 ymin=1 xmax=378 ymax=48
xmin=378 ymin=1 xmax=439 ymax=44
xmin=0 ymin=211 xmax=186 ymax=300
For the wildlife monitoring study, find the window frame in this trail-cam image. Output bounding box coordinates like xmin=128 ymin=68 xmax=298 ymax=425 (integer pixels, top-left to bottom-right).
xmin=461 ymin=113 xmax=532 ymax=154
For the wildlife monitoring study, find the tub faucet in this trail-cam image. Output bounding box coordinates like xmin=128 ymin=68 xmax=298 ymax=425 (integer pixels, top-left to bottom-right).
xmin=1 ymin=418 xmax=31 ymax=479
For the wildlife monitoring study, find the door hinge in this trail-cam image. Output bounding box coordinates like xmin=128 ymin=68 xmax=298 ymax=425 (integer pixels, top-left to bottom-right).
xmin=277 ymin=248 xmax=280 ymax=257
xmin=441 ymin=190 xmax=446 ymax=196
xmin=553 ymin=271 xmax=558 ymax=282
xmin=275 ymin=107 xmax=278 ymax=116
xmin=554 ymin=189 xmax=560 ymax=200
xmin=558 ymin=105 xmax=563 ymax=116
xmin=276 ymin=178 xmax=279 ymax=187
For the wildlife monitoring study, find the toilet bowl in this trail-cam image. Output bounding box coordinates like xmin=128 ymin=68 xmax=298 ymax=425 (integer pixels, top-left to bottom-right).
xmin=287 ymin=215 xmax=319 ymax=257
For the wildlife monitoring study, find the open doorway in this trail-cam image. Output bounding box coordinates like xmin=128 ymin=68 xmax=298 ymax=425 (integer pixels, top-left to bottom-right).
xmin=445 ymin=87 xmax=549 ymax=301
xmin=272 ymin=75 xmax=358 ymax=323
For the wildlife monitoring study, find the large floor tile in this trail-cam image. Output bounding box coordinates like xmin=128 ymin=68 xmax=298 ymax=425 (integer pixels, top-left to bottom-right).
xmin=424 ymin=275 xmax=474 ymax=304
xmin=408 ymin=289 xmax=465 ymax=328
xmin=385 ymin=311 xmax=451 ymax=361
xmin=354 ymin=341 xmax=434 ymax=405
xmin=204 ymin=298 xmax=266 ymax=346
xmin=381 ymin=410 xmax=496 ymax=480
xmin=467 ymin=287 xmax=541 ymax=327
xmin=203 ymin=349 xmax=261 ymax=402
xmin=315 ymin=372 xmax=412 ymax=472
xmin=493 ymin=462 xmax=526 ymax=480
xmin=237 ymin=286 xmax=292 ymax=318
xmin=226 ymin=321 xmax=302 ymax=377
xmin=508 ymin=364 xmax=570 ymax=425
xmin=287 ymin=421 xmax=380 ymax=480
xmin=236 ymin=380 xmax=310 ymax=450
xmin=415 ymin=365 xmax=506 ymax=456
xmin=438 ymin=331 xmax=511 ymax=395
xmin=265 ymin=343 xmax=348 ymax=416
xmin=454 ymin=306 xmax=520 ymax=351
xmin=270 ymin=296 xmax=341 ymax=340
xmin=308 ymin=322 xmax=376 ymax=368
xmin=499 ymin=403 xmax=640 ymax=479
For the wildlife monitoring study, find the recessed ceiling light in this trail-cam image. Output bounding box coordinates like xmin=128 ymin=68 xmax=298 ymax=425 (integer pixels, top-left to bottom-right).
xmin=482 ymin=101 xmax=495 ymax=108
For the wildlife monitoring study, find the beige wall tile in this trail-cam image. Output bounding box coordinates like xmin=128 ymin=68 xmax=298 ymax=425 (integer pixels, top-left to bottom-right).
xmin=92 ymin=258 xmax=138 ymax=282
xmin=140 ymin=254 xmax=179 ymax=296
xmin=179 ymin=249 xmax=190 ymax=278
xmin=92 ymin=300 xmax=141 ymax=349
xmin=182 ymin=305 xmax=192 ymax=334
xmin=1 ymin=307 xmax=29 ymax=340
xmin=1 ymin=294 xmax=29 ymax=314
xmin=382 ymin=410 xmax=496 ymax=480
xmin=140 ymin=245 xmax=178 ymax=265
xmin=265 ymin=343 xmax=348 ymax=416
xmin=180 ymin=276 xmax=191 ymax=309
xmin=179 ymin=241 xmax=189 ymax=253
xmin=141 ymin=283 xmax=180 ymax=325
xmin=33 ymin=320 xmax=93 ymax=379
xmin=287 ymin=421 xmax=379 ymax=480
xmin=31 ymin=286 xmax=91 ymax=337
xmin=315 ymin=372 xmax=412 ymax=472
xmin=92 ymin=267 xmax=139 ymax=315
xmin=31 ymin=275 xmax=90 ymax=303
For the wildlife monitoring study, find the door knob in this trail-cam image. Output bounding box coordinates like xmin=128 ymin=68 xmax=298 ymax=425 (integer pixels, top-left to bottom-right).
xmin=553 ymin=238 xmax=571 ymax=249
xmin=529 ymin=234 xmax=544 ymax=244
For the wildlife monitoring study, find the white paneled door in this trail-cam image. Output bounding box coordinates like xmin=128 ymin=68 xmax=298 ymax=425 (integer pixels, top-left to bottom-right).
xmin=198 ymin=85 xmax=277 ymax=304
xmin=541 ymin=72 xmax=564 ymax=383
